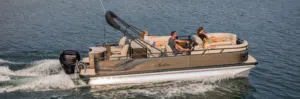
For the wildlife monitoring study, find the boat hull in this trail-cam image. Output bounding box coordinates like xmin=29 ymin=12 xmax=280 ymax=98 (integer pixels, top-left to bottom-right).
xmin=88 ymin=65 xmax=254 ymax=85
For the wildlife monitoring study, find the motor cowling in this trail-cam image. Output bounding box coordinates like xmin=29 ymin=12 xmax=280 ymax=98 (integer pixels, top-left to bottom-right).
xmin=59 ymin=50 xmax=80 ymax=74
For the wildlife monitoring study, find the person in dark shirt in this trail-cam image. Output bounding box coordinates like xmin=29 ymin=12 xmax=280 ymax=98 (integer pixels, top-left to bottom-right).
xmin=168 ymin=31 xmax=189 ymax=55
xmin=197 ymin=27 xmax=227 ymax=42
xmin=197 ymin=27 xmax=208 ymax=41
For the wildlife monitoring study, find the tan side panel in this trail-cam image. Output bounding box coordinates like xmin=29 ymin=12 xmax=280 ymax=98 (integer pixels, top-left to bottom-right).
xmin=95 ymin=59 xmax=129 ymax=74
xmin=97 ymin=56 xmax=190 ymax=75
xmin=190 ymin=53 xmax=242 ymax=66
xmin=97 ymin=60 xmax=124 ymax=67
xmin=130 ymin=56 xmax=190 ymax=71
xmin=96 ymin=52 xmax=245 ymax=76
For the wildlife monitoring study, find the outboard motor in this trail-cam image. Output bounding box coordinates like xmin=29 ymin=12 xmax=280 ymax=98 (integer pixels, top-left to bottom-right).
xmin=59 ymin=50 xmax=81 ymax=74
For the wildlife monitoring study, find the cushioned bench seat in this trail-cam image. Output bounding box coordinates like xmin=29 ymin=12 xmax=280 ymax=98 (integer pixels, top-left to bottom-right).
xmin=191 ymin=33 xmax=237 ymax=47
xmin=191 ymin=41 xmax=248 ymax=55
xmin=147 ymin=36 xmax=171 ymax=43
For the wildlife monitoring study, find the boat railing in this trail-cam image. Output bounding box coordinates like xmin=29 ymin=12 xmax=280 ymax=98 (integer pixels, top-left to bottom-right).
xmin=93 ymin=44 xmax=248 ymax=61
xmin=146 ymin=42 xmax=248 ymax=56
xmin=191 ymin=45 xmax=248 ymax=55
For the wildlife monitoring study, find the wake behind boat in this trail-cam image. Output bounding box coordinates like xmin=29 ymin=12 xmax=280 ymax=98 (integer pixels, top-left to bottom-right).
xmin=59 ymin=11 xmax=257 ymax=86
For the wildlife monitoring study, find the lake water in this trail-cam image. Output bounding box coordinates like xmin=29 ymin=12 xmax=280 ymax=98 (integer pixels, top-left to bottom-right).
xmin=0 ymin=0 xmax=299 ymax=98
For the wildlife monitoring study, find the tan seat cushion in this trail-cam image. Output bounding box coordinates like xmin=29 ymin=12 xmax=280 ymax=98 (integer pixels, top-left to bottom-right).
xmin=191 ymin=33 xmax=237 ymax=46
xmin=110 ymin=44 xmax=129 ymax=60
xmin=119 ymin=36 xmax=126 ymax=46
xmin=148 ymin=36 xmax=171 ymax=42
xmin=191 ymin=40 xmax=248 ymax=54
xmin=109 ymin=36 xmax=127 ymax=54
xmin=206 ymin=33 xmax=237 ymax=45
xmin=164 ymin=44 xmax=174 ymax=56
xmin=191 ymin=35 xmax=203 ymax=45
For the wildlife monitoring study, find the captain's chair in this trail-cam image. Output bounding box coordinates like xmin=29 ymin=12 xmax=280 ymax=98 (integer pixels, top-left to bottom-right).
xmin=110 ymin=44 xmax=129 ymax=60
xmin=111 ymin=36 xmax=127 ymax=54
xmin=165 ymin=44 xmax=175 ymax=56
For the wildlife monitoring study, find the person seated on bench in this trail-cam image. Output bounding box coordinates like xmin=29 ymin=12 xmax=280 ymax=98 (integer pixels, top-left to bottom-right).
xmin=141 ymin=30 xmax=165 ymax=46
xmin=197 ymin=27 xmax=227 ymax=42
xmin=168 ymin=31 xmax=189 ymax=55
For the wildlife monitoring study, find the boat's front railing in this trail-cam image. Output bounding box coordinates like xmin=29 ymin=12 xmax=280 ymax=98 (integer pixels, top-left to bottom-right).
xmin=191 ymin=45 xmax=248 ymax=55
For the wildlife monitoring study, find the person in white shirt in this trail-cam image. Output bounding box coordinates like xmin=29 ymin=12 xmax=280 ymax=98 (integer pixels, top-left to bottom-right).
xmin=141 ymin=30 xmax=165 ymax=46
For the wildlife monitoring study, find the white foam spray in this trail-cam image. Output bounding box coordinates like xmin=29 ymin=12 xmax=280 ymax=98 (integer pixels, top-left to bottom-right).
xmin=15 ymin=59 xmax=62 ymax=76
xmin=0 ymin=66 xmax=14 ymax=81
xmin=0 ymin=59 xmax=23 ymax=64
xmin=0 ymin=59 xmax=10 ymax=63
xmin=0 ymin=66 xmax=15 ymax=76
xmin=0 ymin=59 xmax=84 ymax=93
xmin=0 ymin=72 xmax=75 ymax=93
xmin=0 ymin=75 xmax=10 ymax=81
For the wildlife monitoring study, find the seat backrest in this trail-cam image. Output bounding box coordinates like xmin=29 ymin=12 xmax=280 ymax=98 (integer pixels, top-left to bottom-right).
xmin=119 ymin=36 xmax=126 ymax=47
xmin=130 ymin=39 xmax=149 ymax=48
xmin=191 ymin=35 xmax=203 ymax=45
xmin=121 ymin=44 xmax=129 ymax=56
xmin=165 ymin=44 xmax=172 ymax=53
xmin=164 ymin=44 xmax=175 ymax=56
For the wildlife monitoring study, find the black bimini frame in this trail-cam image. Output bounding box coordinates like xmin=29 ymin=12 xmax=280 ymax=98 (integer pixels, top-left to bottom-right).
xmin=105 ymin=11 xmax=162 ymax=53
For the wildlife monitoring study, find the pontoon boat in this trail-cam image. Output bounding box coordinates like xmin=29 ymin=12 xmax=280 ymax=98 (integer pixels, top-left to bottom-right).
xmin=59 ymin=11 xmax=257 ymax=86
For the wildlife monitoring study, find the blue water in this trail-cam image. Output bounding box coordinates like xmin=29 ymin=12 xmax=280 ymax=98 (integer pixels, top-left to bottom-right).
xmin=0 ymin=0 xmax=300 ymax=98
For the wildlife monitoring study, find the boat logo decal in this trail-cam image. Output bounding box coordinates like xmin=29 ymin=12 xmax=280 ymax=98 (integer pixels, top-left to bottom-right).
xmin=156 ymin=63 xmax=170 ymax=67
